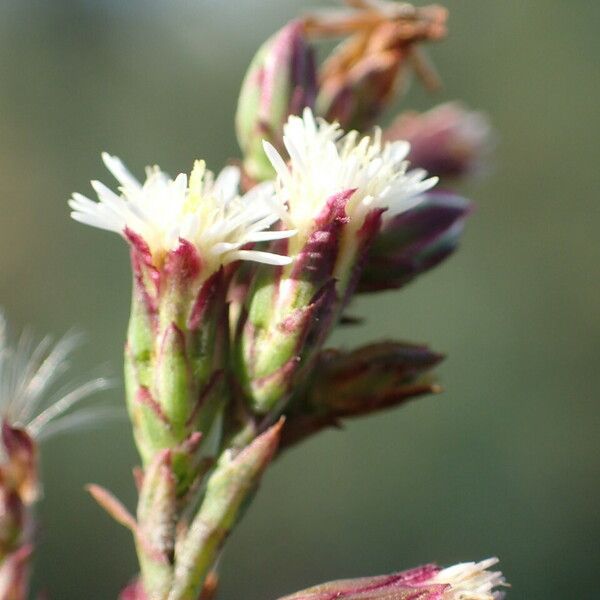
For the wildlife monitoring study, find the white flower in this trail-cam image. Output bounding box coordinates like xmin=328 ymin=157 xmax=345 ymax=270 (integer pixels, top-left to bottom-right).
xmin=262 ymin=107 xmax=438 ymax=238
xmin=0 ymin=312 xmax=111 ymax=442
xmin=432 ymin=557 xmax=507 ymax=600
xmin=69 ymin=154 xmax=294 ymax=270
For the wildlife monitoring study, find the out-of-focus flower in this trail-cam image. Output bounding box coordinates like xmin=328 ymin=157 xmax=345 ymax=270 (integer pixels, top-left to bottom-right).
xmin=278 ymin=557 xmax=507 ymax=600
xmin=69 ymin=154 xmax=294 ymax=270
xmin=0 ymin=312 xmax=110 ymax=598
xmin=0 ymin=314 xmax=110 ymax=455
xmin=236 ymin=20 xmax=317 ymax=183
xmin=384 ymin=102 xmax=494 ymax=179
xmin=310 ymin=0 xmax=448 ymax=131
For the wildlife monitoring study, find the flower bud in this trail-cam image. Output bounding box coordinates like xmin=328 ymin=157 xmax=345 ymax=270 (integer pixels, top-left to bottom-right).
xmin=358 ymin=192 xmax=471 ymax=293
xmin=236 ymin=20 xmax=317 ymax=182
xmin=384 ymin=102 xmax=494 ymax=179
xmin=124 ymin=234 xmax=230 ymax=476
xmin=278 ymin=557 xmax=506 ymax=600
xmin=281 ymin=341 xmax=443 ymax=450
xmin=234 ymin=190 xmax=352 ymax=414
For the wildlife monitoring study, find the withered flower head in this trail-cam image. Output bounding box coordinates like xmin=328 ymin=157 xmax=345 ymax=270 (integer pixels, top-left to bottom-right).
xmin=307 ymin=0 xmax=448 ymax=130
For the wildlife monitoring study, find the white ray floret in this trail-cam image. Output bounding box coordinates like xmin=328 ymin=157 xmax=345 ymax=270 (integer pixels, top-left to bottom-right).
xmin=0 ymin=312 xmax=111 ymax=443
xmin=432 ymin=557 xmax=507 ymax=600
xmin=69 ymin=155 xmax=294 ymax=269
xmin=263 ymin=107 xmax=438 ymax=236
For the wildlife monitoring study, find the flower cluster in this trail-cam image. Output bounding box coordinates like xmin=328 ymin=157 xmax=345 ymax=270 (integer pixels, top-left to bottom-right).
xmin=0 ymin=312 xmax=109 ymax=598
xmin=62 ymin=2 xmax=501 ymax=599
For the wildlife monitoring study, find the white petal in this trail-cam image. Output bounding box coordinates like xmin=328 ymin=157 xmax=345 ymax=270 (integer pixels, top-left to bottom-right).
xmin=70 ymin=210 xmax=122 ymax=233
xmin=228 ymin=249 xmax=292 ymax=265
xmin=90 ymin=181 xmax=147 ymax=224
xmin=211 ymin=241 xmax=242 ymax=255
xmin=263 ymin=141 xmax=291 ymax=185
xmin=213 ymin=165 xmax=241 ymax=201
xmin=242 ymin=229 xmax=296 ymax=243
xmin=101 ymin=152 xmax=141 ymax=191
xmin=387 ymin=140 xmax=410 ymax=162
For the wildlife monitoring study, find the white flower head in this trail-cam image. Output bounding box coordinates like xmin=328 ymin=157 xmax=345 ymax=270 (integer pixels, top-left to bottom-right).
xmin=433 ymin=557 xmax=507 ymax=600
xmin=263 ymin=107 xmax=438 ymax=237
xmin=70 ymin=154 xmax=294 ymax=271
xmin=0 ymin=312 xmax=111 ymax=444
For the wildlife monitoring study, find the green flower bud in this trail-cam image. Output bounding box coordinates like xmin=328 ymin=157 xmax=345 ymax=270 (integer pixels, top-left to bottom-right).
xmin=236 ymin=20 xmax=317 ymax=183
xmin=124 ymin=232 xmax=229 ymax=482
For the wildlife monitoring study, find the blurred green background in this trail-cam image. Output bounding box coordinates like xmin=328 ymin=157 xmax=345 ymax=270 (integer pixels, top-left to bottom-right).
xmin=0 ymin=1 xmax=598 ymax=598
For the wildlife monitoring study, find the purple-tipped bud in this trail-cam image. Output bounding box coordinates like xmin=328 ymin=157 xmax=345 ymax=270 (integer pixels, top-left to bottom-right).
xmin=235 ymin=189 xmax=354 ymax=415
xmin=282 ymin=341 xmax=442 ymax=450
xmin=384 ymin=102 xmax=494 ymax=179
xmin=278 ymin=557 xmax=507 ymax=600
xmin=358 ymin=192 xmax=471 ymax=293
xmin=124 ymin=231 xmax=229 ymax=478
xmin=236 ymin=20 xmax=317 ymax=183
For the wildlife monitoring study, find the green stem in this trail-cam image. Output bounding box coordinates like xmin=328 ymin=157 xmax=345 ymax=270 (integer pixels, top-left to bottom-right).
xmin=167 ymin=421 xmax=281 ymax=600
